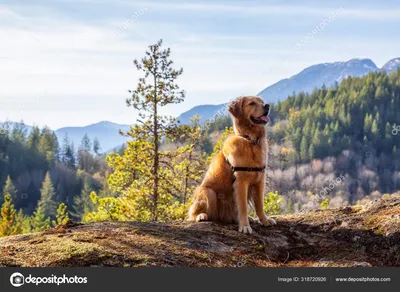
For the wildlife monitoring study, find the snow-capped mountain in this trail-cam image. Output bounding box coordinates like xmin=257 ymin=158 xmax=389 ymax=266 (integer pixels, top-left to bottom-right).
xmin=381 ymin=58 xmax=400 ymax=74
xmin=177 ymin=57 xmax=399 ymax=124
xmin=257 ymin=58 xmax=378 ymax=102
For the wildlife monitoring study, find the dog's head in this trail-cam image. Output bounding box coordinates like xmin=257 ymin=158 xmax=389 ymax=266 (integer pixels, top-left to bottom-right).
xmin=228 ymin=96 xmax=270 ymax=126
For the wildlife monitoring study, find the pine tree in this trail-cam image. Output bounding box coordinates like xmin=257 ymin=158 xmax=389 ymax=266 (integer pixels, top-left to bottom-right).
xmin=93 ymin=137 xmax=101 ymax=155
xmin=27 ymin=126 xmax=41 ymax=152
xmin=81 ymin=134 xmax=92 ymax=152
xmin=309 ymin=143 xmax=315 ymax=160
xmin=300 ymin=136 xmax=309 ymax=162
xmin=31 ymin=208 xmax=50 ymax=232
xmin=124 ymin=39 xmax=185 ymax=220
xmin=38 ymin=172 xmax=58 ymax=218
xmin=385 ymin=122 xmax=392 ymax=139
xmin=38 ymin=126 xmax=59 ymax=166
xmin=2 ymin=176 xmax=17 ymax=204
xmin=371 ymin=118 xmax=378 ymax=134
xmin=61 ymin=134 xmax=76 ymax=169
xmin=0 ymin=193 xmax=17 ymax=236
xmin=15 ymin=209 xmax=31 ymax=234
xmin=52 ymin=203 xmax=69 ymax=227
xmin=72 ymin=177 xmax=95 ymax=220
xmin=364 ymin=113 xmax=372 ymax=133
xmin=167 ymin=116 xmax=206 ymax=215
xmin=11 ymin=122 xmax=28 ymax=144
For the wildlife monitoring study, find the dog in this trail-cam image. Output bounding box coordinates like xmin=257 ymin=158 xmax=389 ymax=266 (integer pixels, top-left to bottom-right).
xmin=188 ymin=96 xmax=276 ymax=234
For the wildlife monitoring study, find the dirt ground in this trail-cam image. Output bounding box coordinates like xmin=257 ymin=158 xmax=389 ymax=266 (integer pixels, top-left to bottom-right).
xmin=0 ymin=197 xmax=399 ymax=267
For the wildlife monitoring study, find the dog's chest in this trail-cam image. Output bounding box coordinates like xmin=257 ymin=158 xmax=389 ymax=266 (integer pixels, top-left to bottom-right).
xmin=249 ymin=141 xmax=267 ymax=164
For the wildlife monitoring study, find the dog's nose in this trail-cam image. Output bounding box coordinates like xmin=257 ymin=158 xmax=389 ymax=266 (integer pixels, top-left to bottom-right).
xmin=264 ymin=104 xmax=270 ymax=110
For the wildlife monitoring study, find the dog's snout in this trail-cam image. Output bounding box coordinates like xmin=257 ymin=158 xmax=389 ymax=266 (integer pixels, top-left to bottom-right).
xmin=264 ymin=104 xmax=270 ymax=112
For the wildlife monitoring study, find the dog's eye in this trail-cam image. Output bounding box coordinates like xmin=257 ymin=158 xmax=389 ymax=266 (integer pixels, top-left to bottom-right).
xmin=249 ymin=102 xmax=256 ymax=106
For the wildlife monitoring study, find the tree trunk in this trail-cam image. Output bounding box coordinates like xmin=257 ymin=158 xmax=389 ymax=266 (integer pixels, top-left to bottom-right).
xmin=152 ymin=69 xmax=159 ymax=221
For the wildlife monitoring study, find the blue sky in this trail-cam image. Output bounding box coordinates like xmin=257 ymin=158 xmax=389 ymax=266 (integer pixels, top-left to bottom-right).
xmin=1 ymin=0 xmax=399 ymax=129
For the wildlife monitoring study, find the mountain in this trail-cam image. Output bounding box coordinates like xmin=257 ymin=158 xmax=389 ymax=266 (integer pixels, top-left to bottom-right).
xmin=1 ymin=120 xmax=131 ymax=153
xmin=177 ymin=57 xmax=399 ymax=125
xmin=0 ymin=121 xmax=33 ymax=134
xmin=176 ymin=104 xmax=225 ymax=125
xmin=257 ymin=58 xmax=378 ymax=102
xmin=55 ymin=121 xmax=131 ymax=153
xmin=381 ymin=57 xmax=400 ymax=74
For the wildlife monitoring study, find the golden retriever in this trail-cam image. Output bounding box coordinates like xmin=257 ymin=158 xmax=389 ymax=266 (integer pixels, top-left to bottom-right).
xmin=188 ymin=96 xmax=276 ymax=234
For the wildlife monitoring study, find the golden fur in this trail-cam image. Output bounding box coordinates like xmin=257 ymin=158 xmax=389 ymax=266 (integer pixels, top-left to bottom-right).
xmin=188 ymin=96 xmax=276 ymax=234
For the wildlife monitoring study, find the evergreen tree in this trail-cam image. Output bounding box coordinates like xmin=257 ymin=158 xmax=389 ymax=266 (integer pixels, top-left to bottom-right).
xmin=0 ymin=193 xmax=17 ymax=236
xmin=72 ymin=177 xmax=95 ymax=220
xmin=2 ymin=176 xmax=17 ymax=204
xmin=300 ymin=136 xmax=309 ymax=162
xmin=38 ymin=172 xmax=58 ymax=218
xmin=81 ymin=134 xmax=92 ymax=152
xmin=93 ymin=137 xmax=101 ymax=155
xmin=31 ymin=208 xmax=50 ymax=232
xmin=38 ymin=126 xmax=59 ymax=166
xmin=61 ymin=134 xmax=76 ymax=169
xmin=371 ymin=119 xmax=378 ymax=134
xmin=70 ymin=142 xmax=76 ymax=168
xmin=309 ymin=143 xmax=315 ymax=160
xmin=364 ymin=113 xmax=372 ymax=134
xmin=15 ymin=209 xmax=31 ymax=234
xmin=52 ymin=203 xmax=69 ymax=227
xmin=124 ymin=39 xmax=185 ymax=220
xmin=27 ymin=126 xmax=41 ymax=152
xmin=11 ymin=122 xmax=27 ymax=144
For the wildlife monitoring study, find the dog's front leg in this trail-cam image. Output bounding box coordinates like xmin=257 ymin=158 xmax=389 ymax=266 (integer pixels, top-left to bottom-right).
xmin=233 ymin=179 xmax=252 ymax=234
xmin=254 ymin=181 xmax=277 ymax=226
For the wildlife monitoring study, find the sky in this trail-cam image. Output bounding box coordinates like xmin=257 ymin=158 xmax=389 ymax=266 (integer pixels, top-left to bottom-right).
xmin=0 ymin=0 xmax=400 ymax=129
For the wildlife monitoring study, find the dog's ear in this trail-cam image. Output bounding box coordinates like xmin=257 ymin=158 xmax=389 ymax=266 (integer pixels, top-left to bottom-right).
xmin=228 ymin=97 xmax=243 ymax=118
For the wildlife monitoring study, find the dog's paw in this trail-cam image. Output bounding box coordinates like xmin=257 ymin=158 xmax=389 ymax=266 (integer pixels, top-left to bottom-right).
xmin=261 ymin=217 xmax=277 ymax=226
xmin=238 ymin=224 xmax=253 ymax=234
xmin=196 ymin=213 xmax=208 ymax=222
xmin=248 ymin=216 xmax=257 ymax=223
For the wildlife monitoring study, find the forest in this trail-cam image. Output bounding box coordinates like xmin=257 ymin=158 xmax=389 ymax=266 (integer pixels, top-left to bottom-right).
xmin=0 ymin=39 xmax=399 ymax=237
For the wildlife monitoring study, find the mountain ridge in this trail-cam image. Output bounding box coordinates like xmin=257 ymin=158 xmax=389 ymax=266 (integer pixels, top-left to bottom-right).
xmin=176 ymin=57 xmax=399 ymax=124
xmin=3 ymin=57 xmax=400 ymax=145
xmin=0 ymin=121 xmax=131 ymax=153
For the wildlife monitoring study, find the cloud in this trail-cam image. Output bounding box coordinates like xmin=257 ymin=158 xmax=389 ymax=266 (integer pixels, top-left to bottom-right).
xmin=1 ymin=1 xmax=399 ymax=128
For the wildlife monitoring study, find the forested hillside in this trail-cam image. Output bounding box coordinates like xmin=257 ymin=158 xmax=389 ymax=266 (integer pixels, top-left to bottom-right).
xmin=267 ymin=70 xmax=400 ymax=209
xmin=202 ymin=70 xmax=400 ymax=210
xmin=0 ymin=123 xmax=114 ymax=234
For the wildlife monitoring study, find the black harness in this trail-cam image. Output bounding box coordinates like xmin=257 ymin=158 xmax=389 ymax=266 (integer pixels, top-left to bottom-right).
xmin=225 ymin=135 xmax=266 ymax=182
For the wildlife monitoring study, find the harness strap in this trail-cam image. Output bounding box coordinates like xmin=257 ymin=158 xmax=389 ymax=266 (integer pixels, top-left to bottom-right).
xmin=225 ymin=134 xmax=266 ymax=182
xmin=225 ymin=158 xmax=266 ymax=173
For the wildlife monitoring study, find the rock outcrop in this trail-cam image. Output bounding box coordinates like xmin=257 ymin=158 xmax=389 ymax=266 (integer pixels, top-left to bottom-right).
xmin=0 ymin=198 xmax=399 ymax=267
